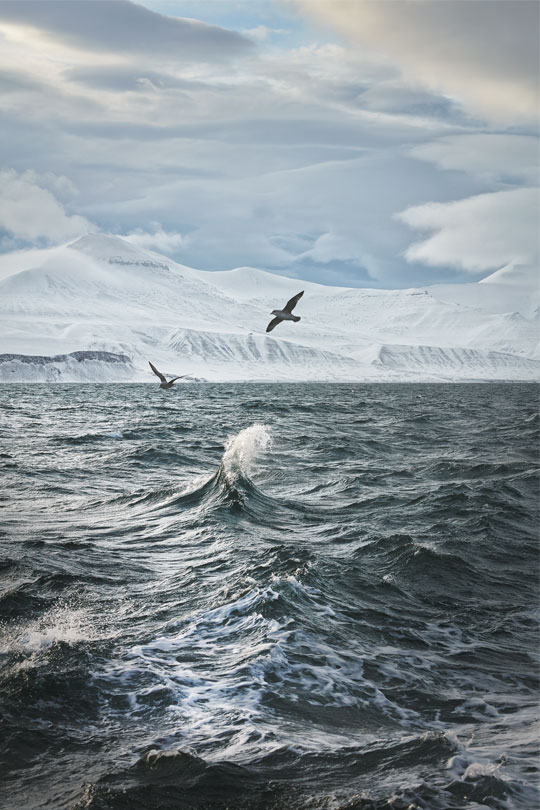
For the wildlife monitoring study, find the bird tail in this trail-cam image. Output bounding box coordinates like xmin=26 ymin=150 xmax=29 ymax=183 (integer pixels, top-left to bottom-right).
xmin=292 ymin=315 xmax=301 ymax=322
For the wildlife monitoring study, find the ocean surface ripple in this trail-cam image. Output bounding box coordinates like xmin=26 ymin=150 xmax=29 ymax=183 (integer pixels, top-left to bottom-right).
xmin=0 ymin=383 xmax=538 ymax=810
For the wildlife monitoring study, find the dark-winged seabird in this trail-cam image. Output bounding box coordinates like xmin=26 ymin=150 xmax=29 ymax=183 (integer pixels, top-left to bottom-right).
xmin=149 ymin=361 xmax=186 ymax=389
xmin=266 ymin=291 xmax=304 ymax=333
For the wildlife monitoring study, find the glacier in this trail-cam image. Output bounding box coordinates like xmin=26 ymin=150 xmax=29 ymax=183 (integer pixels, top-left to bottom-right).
xmin=0 ymin=233 xmax=537 ymax=382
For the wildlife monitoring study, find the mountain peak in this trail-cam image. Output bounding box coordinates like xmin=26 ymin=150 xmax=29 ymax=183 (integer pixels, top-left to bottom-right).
xmin=68 ymin=233 xmax=155 ymax=264
xmin=479 ymin=262 xmax=539 ymax=289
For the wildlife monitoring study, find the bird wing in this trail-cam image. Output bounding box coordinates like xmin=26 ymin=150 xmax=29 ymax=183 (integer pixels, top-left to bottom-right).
xmin=168 ymin=375 xmax=188 ymax=384
xmin=266 ymin=317 xmax=281 ymax=333
xmin=283 ymin=290 xmax=304 ymax=313
xmin=149 ymin=361 xmax=166 ymax=383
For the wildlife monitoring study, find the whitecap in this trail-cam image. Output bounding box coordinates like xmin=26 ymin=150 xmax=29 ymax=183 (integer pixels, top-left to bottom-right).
xmin=221 ymin=423 xmax=272 ymax=485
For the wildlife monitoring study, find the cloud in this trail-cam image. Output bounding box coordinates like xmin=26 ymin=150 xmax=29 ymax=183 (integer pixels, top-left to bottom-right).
xmin=123 ymin=224 xmax=186 ymax=253
xmin=243 ymin=25 xmax=289 ymax=42
xmin=97 ymin=149 xmax=478 ymax=286
xmin=20 ymin=169 xmax=79 ymax=199
xmin=293 ymin=0 xmax=539 ymax=121
xmin=0 ymin=1 xmax=536 ymax=289
xmin=409 ymin=134 xmax=540 ymax=186
xmin=300 ymin=231 xmax=364 ymax=264
xmin=0 ymin=68 xmax=46 ymax=95
xmin=0 ymin=169 xmax=92 ymax=246
xmin=397 ymin=187 xmax=539 ymax=272
xmin=64 ymin=66 xmax=180 ymax=92
xmin=0 ymin=0 xmax=253 ymax=62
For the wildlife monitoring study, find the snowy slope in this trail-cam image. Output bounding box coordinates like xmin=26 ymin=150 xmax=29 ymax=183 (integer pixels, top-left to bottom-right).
xmin=427 ymin=262 xmax=539 ymax=319
xmin=0 ymin=234 xmax=537 ymax=382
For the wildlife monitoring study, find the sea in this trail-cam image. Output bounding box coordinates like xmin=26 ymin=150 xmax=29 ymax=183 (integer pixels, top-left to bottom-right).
xmin=0 ymin=383 xmax=538 ymax=810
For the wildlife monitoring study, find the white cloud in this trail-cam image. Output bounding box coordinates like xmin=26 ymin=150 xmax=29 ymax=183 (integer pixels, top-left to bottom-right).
xmin=294 ymin=0 xmax=539 ymax=122
xmin=301 ymin=231 xmax=362 ymax=263
xmin=243 ymin=25 xmax=288 ymax=42
xmin=18 ymin=169 xmax=79 ymax=198
xmin=409 ymin=135 xmax=540 ymax=185
xmin=0 ymin=169 xmax=92 ymax=245
xmin=397 ymin=187 xmax=539 ymax=272
xmin=0 ymin=245 xmax=65 ymax=281
xmin=123 ymin=224 xmax=186 ymax=254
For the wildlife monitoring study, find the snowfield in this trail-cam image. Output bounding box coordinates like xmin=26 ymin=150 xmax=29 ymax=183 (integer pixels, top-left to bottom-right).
xmin=0 ymin=233 xmax=538 ymax=382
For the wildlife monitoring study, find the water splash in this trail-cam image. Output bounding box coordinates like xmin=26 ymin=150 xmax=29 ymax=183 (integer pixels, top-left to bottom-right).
xmin=221 ymin=424 xmax=272 ymax=486
xmin=0 ymin=601 xmax=97 ymax=657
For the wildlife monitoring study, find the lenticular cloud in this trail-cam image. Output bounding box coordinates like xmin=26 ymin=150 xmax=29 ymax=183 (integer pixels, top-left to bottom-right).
xmin=397 ymin=187 xmax=539 ymax=273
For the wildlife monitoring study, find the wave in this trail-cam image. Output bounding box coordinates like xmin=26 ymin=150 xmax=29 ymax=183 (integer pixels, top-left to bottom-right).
xmin=84 ymin=424 xmax=276 ymax=519
xmin=0 ymin=601 xmax=96 ymax=657
xmin=220 ymin=423 xmax=271 ymax=484
xmin=70 ymin=730 xmax=540 ymax=810
xmin=2 ymin=384 xmax=539 ymax=810
xmin=52 ymin=431 xmax=127 ymax=444
xmin=161 ymin=423 xmax=277 ymax=515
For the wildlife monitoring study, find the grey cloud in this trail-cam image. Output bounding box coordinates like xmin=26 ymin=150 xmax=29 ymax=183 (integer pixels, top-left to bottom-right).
xmin=0 ymin=117 xmax=85 ymax=176
xmin=295 ymin=0 xmax=539 ymax=121
xmin=410 ymin=134 xmax=540 ymax=187
xmin=0 ymin=0 xmax=253 ymax=61
xmin=63 ymin=65 xmax=212 ymax=92
xmin=357 ymin=82 xmax=467 ymax=122
xmin=62 ymin=121 xmax=183 ymax=141
xmin=62 ymin=114 xmax=457 ymax=148
xmin=76 ymin=162 xmax=224 ymax=181
xmin=0 ymin=69 xmax=48 ymax=94
xmin=63 ymin=143 xmax=370 ymax=197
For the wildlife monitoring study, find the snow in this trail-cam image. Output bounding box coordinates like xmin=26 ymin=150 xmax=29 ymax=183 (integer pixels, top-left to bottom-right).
xmin=0 ymin=233 xmax=537 ymax=382
xmin=427 ymin=262 xmax=539 ymax=318
xmin=0 ymin=351 xmax=134 ymax=383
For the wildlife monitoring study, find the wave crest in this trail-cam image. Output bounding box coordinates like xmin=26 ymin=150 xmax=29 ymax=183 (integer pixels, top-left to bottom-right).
xmin=221 ymin=424 xmax=272 ymax=486
xmin=169 ymin=424 xmax=273 ymax=512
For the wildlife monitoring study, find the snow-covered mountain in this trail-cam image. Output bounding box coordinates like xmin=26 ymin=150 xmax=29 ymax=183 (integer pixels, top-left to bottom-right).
xmin=0 ymin=233 xmax=538 ymax=382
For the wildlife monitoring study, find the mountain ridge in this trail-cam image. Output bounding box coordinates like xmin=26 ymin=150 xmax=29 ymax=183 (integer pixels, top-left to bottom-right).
xmin=0 ymin=233 xmax=537 ymax=382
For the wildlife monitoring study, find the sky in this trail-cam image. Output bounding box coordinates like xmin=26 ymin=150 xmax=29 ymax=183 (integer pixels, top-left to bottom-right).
xmin=0 ymin=0 xmax=538 ymax=288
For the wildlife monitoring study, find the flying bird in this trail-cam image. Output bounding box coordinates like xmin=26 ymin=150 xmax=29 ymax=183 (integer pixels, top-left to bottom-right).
xmin=149 ymin=361 xmax=186 ymax=389
xmin=266 ymin=291 xmax=304 ymax=333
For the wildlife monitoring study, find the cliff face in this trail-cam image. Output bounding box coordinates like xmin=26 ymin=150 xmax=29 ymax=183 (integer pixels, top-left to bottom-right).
xmin=0 ymin=351 xmax=135 ymax=382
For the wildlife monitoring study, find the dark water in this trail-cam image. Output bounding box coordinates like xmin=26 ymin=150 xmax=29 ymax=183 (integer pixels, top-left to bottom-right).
xmin=0 ymin=383 xmax=538 ymax=810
